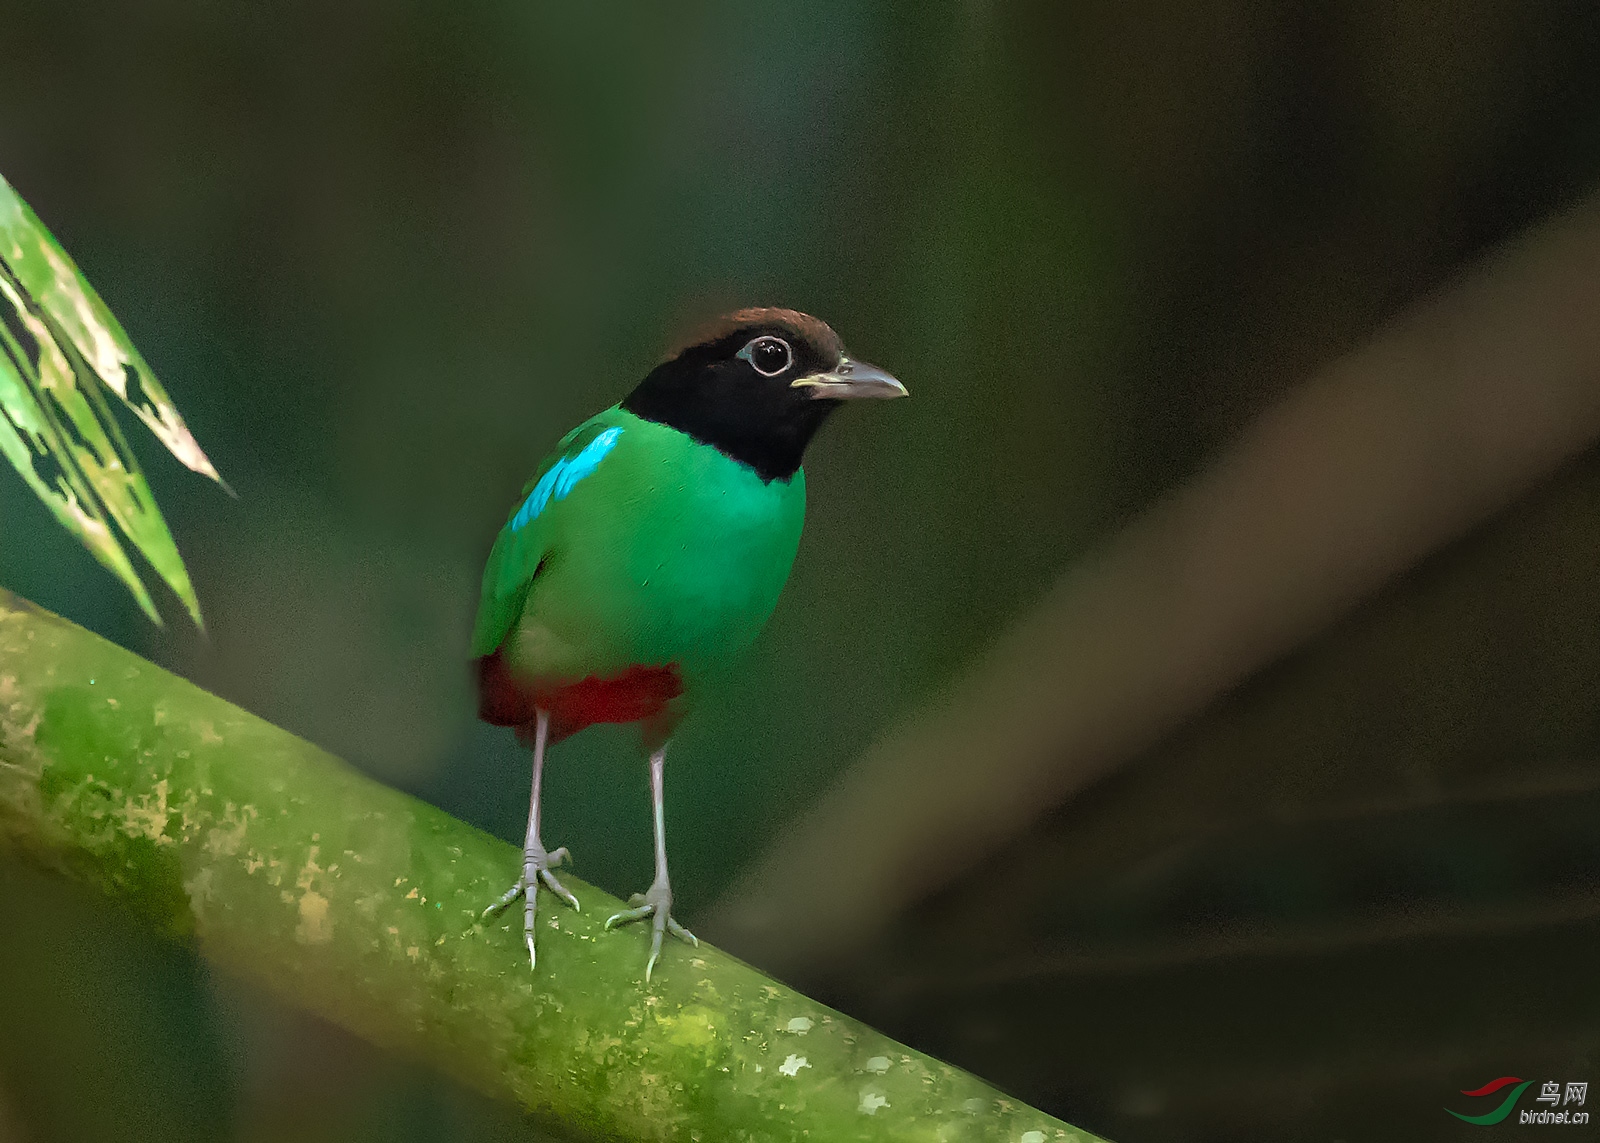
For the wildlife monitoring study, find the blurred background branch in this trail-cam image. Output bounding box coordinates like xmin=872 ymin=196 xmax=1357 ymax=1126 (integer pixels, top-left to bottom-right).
xmin=708 ymin=184 xmax=1600 ymax=976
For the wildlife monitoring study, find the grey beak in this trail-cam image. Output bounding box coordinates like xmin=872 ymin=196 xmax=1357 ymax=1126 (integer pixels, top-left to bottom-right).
xmin=790 ymin=356 xmax=908 ymax=400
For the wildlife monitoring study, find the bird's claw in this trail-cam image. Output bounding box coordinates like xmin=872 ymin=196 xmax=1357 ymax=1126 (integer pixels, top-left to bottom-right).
xmin=482 ymin=842 xmax=579 ymax=971
xmin=533 ymin=846 xmax=581 ymax=911
xmin=605 ymin=881 xmax=697 ymax=982
xmin=481 ymin=847 xmax=579 ymax=919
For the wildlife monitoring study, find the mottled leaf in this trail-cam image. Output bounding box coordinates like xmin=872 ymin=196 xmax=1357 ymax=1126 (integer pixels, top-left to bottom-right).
xmin=0 ymin=172 xmax=224 ymax=628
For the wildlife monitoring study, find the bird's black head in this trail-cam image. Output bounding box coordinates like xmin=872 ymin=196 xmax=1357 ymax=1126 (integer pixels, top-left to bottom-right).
xmin=621 ymin=307 xmax=906 ymax=482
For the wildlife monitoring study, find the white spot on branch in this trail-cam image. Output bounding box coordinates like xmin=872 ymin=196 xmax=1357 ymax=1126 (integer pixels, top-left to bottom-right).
xmin=778 ymin=1054 xmax=809 ymax=1077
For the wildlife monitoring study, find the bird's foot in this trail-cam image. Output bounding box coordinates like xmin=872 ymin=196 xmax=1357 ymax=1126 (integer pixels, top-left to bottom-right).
xmin=482 ymin=841 xmax=579 ymax=970
xmin=604 ymin=878 xmax=697 ymax=982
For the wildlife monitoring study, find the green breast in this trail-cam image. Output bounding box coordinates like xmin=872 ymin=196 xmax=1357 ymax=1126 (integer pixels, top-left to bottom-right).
xmin=478 ymin=407 xmax=806 ymax=692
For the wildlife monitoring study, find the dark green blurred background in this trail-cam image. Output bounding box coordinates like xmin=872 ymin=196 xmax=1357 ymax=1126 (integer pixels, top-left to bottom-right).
xmin=3 ymin=2 xmax=1600 ymax=1140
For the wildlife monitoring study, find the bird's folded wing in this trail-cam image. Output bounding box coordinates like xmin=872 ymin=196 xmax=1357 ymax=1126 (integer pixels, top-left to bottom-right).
xmin=469 ymin=415 xmax=623 ymax=657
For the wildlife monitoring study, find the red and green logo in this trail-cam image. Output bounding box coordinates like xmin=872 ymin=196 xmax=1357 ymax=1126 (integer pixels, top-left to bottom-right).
xmin=1447 ymin=1077 xmax=1534 ymax=1125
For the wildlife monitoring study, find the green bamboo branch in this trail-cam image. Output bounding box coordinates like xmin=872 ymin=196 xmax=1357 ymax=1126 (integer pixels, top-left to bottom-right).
xmin=0 ymin=590 xmax=1103 ymax=1143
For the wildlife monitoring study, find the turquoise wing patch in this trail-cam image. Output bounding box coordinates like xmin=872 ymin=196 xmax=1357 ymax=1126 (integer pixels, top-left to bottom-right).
xmin=471 ymin=417 xmax=625 ymax=657
xmin=510 ymin=425 xmax=623 ymax=532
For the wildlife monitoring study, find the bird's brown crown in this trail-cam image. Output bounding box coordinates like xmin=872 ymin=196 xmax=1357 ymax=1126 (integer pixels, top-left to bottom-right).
xmin=666 ymin=308 xmax=843 ymax=366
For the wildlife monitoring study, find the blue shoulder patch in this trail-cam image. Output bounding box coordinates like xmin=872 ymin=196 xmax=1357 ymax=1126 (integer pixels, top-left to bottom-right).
xmin=511 ymin=426 xmax=623 ymax=532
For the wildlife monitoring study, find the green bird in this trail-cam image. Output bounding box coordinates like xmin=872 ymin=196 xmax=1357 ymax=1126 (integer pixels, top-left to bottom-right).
xmin=473 ymin=308 xmax=906 ymax=978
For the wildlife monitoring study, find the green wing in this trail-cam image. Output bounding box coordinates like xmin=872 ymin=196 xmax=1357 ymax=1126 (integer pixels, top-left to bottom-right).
xmin=470 ymin=415 xmax=621 ymax=657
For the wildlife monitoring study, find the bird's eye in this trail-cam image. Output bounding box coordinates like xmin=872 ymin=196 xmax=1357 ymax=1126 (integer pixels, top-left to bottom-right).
xmin=738 ymin=335 xmax=792 ymax=377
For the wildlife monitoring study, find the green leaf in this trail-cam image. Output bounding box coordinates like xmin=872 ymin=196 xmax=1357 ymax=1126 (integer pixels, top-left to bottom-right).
xmin=0 ymin=172 xmax=224 ymax=629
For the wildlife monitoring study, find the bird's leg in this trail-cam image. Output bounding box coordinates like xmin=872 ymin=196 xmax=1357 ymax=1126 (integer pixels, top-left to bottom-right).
xmin=604 ymin=744 xmax=697 ymax=981
xmin=482 ymin=709 xmax=578 ymax=969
